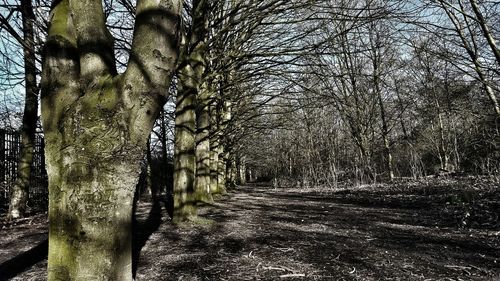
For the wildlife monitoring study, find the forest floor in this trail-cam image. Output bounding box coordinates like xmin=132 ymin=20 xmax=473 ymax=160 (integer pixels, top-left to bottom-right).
xmin=0 ymin=177 xmax=499 ymax=280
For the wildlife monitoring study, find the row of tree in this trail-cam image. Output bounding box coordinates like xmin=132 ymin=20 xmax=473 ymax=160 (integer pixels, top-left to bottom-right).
xmin=0 ymin=0 xmax=293 ymax=219
xmin=0 ymin=0 xmax=311 ymax=279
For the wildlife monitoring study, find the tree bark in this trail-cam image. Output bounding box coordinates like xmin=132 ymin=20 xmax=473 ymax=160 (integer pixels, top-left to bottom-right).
xmin=8 ymin=0 xmax=37 ymax=219
xmin=41 ymin=1 xmax=181 ymax=280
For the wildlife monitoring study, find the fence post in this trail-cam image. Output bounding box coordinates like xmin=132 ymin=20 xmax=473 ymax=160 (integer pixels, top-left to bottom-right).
xmin=0 ymin=129 xmax=5 ymax=183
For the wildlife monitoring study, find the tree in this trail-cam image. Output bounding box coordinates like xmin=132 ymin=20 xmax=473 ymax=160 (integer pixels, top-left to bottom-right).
xmin=468 ymin=0 xmax=500 ymax=68
xmin=366 ymin=18 xmax=397 ymax=181
xmin=173 ymin=0 xmax=212 ymax=223
xmin=40 ymin=0 xmax=181 ymax=280
xmin=193 ymin=0 xmax=212 ymax=202
xmin=429 ymin=0 xmax=500 ymax=116
xmin=0 ymin=0 xmax=38 ymax=219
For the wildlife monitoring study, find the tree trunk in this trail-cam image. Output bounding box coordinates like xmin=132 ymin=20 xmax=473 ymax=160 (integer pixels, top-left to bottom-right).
xmin=226 ymin=154 xmax=237 ymax=189
xmin=216 ymin=141 xmax=227 ymax=194
xmin=209 ymin=136 xmax=220 ymax=194
xmin=173 ymin=62 xmax=197 ymax=223
xmin=210 ymin=103 xmax=220 ymax=194
xmin=215 ymin=100 xmax=232 ymax=194
xmin=375 ymin=75 xmax=393 ymax=181
xmin=195 ymin=85 xmax=212 ymax=202
xmin=436 ymin=100 xmax=449 ymax=170
xmin=237 ymin=155 xmax=246 ymax=185
xmin=8 ymin=0 xmax=37 ymax=219
xmin=159 ymin=108 xmax=172 ymax=209
xmin=46 ymin=146 xmax=141 ymax=280
xmin=41 ymin=1 xmax=181 ymax=280
xmin=146 ymin=137 xmax=154 ymax=199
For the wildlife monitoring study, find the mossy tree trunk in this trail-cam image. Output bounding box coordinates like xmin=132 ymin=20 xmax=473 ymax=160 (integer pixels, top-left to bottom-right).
xmin=8 ymin=0 xmax=37 ymax=219
xmin=173 ymin=0 xmax=211 ymax=221
xmin=41 ymin=1 xmax=181 ymax=280
xmin=192 ymin=0 xmax=212 ymax=203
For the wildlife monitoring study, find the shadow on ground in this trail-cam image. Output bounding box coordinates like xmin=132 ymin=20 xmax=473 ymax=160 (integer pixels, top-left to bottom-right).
xmin=133 ymin=180 xmax=499 ymax=280
xmin=2 ymin=178 xmax=500 ymax=280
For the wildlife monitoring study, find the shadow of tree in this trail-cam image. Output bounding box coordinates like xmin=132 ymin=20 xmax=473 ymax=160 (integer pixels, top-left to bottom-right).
xmin=132 ymin=196 xmax=165 ymax=278
xmin=137 ymin=186 xmax=499 ymax=280
xmin=0 ymin=239 xmax=47 ymax=281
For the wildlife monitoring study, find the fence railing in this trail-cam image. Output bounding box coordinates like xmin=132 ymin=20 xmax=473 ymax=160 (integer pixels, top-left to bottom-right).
xmin=0 ymin=129 xmax=47 ymax=214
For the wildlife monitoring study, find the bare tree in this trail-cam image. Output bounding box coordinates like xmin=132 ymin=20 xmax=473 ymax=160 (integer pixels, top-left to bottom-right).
xmin=0 ymin=0 xmax=38 ymax=219
xmin=429 ymin=0 xmax=500 ymax=116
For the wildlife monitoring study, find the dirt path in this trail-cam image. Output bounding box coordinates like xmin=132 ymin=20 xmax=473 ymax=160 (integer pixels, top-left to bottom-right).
xmin=1 ymin=184 xmax=500 ymax=280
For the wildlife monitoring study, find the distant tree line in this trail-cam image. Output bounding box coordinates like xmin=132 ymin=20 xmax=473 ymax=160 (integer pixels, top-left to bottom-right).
xmin=239 ymin=0 xmax=500 ymax=186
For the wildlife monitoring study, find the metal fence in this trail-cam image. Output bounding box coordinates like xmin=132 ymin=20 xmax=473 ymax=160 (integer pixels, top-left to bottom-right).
xmin=0 ymin=129 xmax=48 ymax=214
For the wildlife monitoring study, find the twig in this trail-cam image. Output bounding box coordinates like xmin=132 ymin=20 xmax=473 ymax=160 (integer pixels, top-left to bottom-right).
xmin=444 ymin=265 xmax=472 ymax=270
xmin=275 ymin=247 xmax=295 ymax=253
xmin=444 ymin=265 xmax=471 ymax=275
xmin=263 ymin=266 xmax=288 ymax=272
xmin=247 ymin=250 xmax=254 ymax=258
xmin=280 ymin=273 xmax=306 ymax=278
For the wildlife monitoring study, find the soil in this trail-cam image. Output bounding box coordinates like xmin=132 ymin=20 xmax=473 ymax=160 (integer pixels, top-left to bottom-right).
xmin=1 ymin=177 xmax=499 ymax=280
